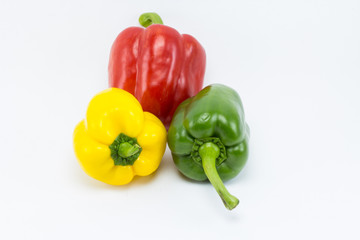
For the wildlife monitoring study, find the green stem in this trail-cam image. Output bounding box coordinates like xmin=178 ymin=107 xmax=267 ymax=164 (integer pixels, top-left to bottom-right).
xmin=109 ymin=133 xmax=142 ymax=166
xmin=199 ymin=142 xmax=239 ymax=210
xmin=139 ymin=12 xmax=163 ymax=27
xmin=118 ymin=142 xmax=140 ymax=158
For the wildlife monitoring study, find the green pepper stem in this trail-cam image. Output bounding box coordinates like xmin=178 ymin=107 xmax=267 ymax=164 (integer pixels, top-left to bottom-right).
xmin=199 ymin=142 xmax=239 ymax=210
xmin=118 ymin=142 xmax=141 ymax=158
xmin=139 ymin=12 xmax=163 ymax=27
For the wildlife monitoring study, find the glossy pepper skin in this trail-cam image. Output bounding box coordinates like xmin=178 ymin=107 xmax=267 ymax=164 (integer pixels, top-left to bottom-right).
xmin=167 ymin=84 xmax=249 ymax=210
xmin=73 ymin=88 xmax=167 ymax=185
xmin=108 ymin=13 xmax=206 ymax=128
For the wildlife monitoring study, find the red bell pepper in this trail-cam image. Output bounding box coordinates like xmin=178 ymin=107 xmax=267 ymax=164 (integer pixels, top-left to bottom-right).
xmin=108 ymin=13 xmax=206 ymax=128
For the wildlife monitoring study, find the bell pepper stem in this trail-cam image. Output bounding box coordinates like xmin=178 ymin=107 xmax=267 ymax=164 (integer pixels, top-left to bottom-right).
xmin=199 ymin=142 xmax=239 ymax=210
xmin=118 ymin=142 xmax=141 ymax=158
xmin=109 ymin=133 xmax=142 ymax=166
xmin=139 ymin=12 xmax=163 ymax=27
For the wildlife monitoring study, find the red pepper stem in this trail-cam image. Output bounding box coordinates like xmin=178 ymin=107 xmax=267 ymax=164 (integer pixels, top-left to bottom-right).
xmin=199 ymin=142 xmax=239 ymax=210
xmin=139 ymin=12 xmax=163 ymax=27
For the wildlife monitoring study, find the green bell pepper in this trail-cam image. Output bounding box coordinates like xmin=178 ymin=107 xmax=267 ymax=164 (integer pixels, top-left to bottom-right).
xmin=167 ymin=84 xmax=249 ymax=210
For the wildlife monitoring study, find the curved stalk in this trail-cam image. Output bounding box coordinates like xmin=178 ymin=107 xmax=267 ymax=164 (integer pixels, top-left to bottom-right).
xmin=199 ymin=142 xmax=239 ymax=210
xmin=139 ymin=12 xmax=163 ymax=27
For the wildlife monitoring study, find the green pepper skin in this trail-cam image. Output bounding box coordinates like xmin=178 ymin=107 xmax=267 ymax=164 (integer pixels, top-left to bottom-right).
xmin=168 ymin=84 xmax=249 ymax=209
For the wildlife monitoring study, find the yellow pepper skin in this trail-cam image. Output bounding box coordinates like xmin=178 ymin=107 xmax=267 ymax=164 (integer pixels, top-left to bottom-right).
xmin=73 ymin=88 xmax=167 ymax=185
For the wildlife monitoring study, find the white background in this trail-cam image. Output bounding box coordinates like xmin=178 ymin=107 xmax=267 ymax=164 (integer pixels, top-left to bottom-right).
xmin=1 ymin=0 xmax=359 ymax=239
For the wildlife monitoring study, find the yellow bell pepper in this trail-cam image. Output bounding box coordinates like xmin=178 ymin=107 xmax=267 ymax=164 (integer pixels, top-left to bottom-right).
xmin=73 ymin=88 xmax=167 ymax=185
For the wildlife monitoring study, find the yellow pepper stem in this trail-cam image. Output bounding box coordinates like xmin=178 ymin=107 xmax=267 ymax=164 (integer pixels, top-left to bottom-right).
xmin=109 ymin=133 xmax=142 ymax=166
xmin=118 ymin=142 xmax=141 ymax=158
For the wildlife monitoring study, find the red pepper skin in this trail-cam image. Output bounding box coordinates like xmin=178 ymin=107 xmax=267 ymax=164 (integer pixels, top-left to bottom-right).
xmin=108 ymin=24 xmax=206 ymax=128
